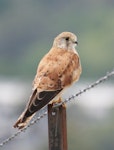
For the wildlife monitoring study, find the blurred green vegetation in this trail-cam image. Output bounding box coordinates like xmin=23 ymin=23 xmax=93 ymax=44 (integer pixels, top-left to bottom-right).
xmin=0 ymin=1 xmax=114 ymax=150
xmin=0 ymin=0 xmax=113 ymax=79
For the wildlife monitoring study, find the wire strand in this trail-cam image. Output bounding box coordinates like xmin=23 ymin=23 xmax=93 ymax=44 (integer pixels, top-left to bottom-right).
xmin=0 ymin=69 xmax=114 ymax=148
xmin=0 ymin=107 xmax=47 ymax=147
xmin=55 ymin=70 xmax=114 ymax=107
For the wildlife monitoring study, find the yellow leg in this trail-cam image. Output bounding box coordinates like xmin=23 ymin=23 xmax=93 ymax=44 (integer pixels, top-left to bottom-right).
xmin=51 ymin=97 xmax=62 ymax=104
xmin=51 ymin=97 xmax=66 ymax=108
xmin=62 ymin=102 xmax=66 ymax=108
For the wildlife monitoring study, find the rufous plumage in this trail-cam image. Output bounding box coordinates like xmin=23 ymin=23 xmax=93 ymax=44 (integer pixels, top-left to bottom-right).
xmin=14 ymin=32 xmax=82 ymax=129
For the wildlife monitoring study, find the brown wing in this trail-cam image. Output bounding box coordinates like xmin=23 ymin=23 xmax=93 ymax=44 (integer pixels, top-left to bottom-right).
xmin=19 ymin=89 xmax=62 ymax=122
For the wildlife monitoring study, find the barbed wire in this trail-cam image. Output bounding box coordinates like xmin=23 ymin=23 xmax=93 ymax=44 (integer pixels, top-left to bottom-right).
xmin=0 ymin=69 xmax=114 ymax=148
xmin=55 ymin=69 xmax=114 ymax=107
xmin=0 ymin=107 xmax=47 ymax=148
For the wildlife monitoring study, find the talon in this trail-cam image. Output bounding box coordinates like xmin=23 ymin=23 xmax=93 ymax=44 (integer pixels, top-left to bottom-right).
xmin=62 ymin=103 xmax=66 ymax=108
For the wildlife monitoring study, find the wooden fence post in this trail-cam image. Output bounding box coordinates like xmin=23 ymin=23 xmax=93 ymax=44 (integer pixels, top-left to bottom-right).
xmin=48 ymin=103 xmax=67 ymax=150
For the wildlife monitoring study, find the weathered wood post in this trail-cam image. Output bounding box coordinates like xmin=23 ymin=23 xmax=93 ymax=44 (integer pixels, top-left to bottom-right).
xmin=48 ymin=103 xmax=67 ymax=150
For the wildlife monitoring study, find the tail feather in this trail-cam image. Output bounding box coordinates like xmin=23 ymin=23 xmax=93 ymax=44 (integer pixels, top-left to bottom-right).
xmin=13 ymin=111 xmax=34 ymax=129
xmin=13 ymin=89 xmax=62 ymax=129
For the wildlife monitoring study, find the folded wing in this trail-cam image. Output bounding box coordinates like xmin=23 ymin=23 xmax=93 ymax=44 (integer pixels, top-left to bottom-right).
xmin=14 ymin=88 xmax=62 ymax=129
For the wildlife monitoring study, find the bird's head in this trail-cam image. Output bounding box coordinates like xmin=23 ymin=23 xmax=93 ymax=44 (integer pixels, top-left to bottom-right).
xmin=53 ymin=32 xmax=78 ymax=51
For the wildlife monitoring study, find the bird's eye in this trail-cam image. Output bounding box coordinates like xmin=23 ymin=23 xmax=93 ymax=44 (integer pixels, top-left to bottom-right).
xmin=65 ymin=37 xmax=69 ymax=41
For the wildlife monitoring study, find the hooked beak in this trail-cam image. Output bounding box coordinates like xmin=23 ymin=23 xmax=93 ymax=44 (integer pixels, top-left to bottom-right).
xmin=74 ymin=41 xmax=78 ymax=45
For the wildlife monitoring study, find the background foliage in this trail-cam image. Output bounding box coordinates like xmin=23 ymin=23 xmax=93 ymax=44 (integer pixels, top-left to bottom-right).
xmin=0 ymin=0 xmax=113 ymax=79
xmin=0 ymin=0 xmax=114 ymax=150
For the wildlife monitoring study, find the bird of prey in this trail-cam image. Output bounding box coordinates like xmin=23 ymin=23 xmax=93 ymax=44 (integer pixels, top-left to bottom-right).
xmin=14 ymin=32 xmax=82 ymax=129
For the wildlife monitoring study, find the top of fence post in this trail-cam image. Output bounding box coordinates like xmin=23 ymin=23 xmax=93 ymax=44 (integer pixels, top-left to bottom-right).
xmin=48 ymin=103 xmax=67 ymax=150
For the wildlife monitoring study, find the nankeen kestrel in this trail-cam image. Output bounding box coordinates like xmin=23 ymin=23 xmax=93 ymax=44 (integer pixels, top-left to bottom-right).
xmin=14 ymin=32 xmax=82 ymax=129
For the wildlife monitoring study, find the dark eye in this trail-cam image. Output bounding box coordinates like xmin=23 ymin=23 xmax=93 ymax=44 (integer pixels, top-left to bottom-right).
xmin=65 ymin=37 xmax=69 ymax=41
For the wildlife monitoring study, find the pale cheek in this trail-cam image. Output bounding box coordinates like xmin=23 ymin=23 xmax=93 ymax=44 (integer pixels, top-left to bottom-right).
xmin=72 ymin=69 xmax=81 ymax=82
